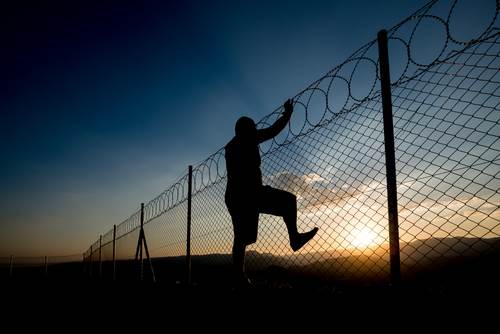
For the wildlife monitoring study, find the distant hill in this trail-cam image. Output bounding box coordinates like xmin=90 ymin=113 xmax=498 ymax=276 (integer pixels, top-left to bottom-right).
xmin=144 ymin=236 xmax=500 ymax=283
xmin=4 ymin=237 xmax=498 ymax=289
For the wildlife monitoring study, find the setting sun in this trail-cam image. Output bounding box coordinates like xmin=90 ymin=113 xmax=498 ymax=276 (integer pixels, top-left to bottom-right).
xmin=352 ymin=228 xmax=378 ymax=248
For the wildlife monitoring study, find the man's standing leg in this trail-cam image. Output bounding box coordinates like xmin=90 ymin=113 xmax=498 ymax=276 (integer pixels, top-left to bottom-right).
xmin=232 ymin=238 xmax=246 ymax=278
xmin=229 ymin=209 xmax=257 ymax=286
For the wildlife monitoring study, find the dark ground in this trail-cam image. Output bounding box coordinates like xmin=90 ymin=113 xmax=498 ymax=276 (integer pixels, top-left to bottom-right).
xmin=3 ymin=246 xmax=499 ymax=325
xmin=3 ymin=278 xmax=497 ymax=330
xmin=1 ymin=278 xmax=495 ymax=332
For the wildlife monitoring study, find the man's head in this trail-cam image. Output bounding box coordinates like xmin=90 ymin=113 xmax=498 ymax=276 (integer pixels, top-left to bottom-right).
xmin=235 ymin=116 xmax=256 ymax=139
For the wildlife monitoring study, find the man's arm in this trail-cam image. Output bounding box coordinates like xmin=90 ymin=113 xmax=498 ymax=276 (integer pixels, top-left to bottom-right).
xmin=256 ymin=99 xmax=293 ymax=143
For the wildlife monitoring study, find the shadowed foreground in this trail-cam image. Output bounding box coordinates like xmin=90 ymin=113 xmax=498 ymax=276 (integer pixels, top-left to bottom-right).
xmin=4 ymin=243 xmax=500 ymax=300
xmin=3 ymin=276 xmax=499 ymax=327
xmin=3 ymin=238 xmax=499 ymax=323
xmin=3 ymin=246 xmax=499 ymax=327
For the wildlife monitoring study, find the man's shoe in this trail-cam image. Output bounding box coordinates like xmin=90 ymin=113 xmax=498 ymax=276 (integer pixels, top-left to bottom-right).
xmin=291 ymin=227 xmax=319 ymax=252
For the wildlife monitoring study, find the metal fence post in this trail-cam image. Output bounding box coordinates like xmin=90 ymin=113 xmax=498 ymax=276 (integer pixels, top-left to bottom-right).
xmin=44 ymin=256 xmax=48 ymax=277
xmin=112 ymin=224 xmax=116 ymax=281
xmin=134 ymin=202 xmax=156 ymax=282
xmin=99 ymin=235 xmax=102 ymax=278
xmin=89 ymin=245 xmax=93 ymax=277
xmin=377 ymin=29 xmax=401 ymax=285
xmin=186 ymin=165 xmax=193 ymax=285
xmin=140 ymin=203 xmax=144 ymax=280
xmin=9 ymin=255 xmax=13 ymax=278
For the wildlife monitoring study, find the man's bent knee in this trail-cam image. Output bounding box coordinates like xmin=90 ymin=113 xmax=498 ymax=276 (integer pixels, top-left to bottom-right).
xmin=284 ymin=192 xmax=297 ymax=210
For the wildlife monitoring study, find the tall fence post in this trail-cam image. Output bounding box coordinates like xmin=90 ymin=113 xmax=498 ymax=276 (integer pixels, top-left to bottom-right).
xmin=139 ymin=203 xmax=145 ymax=280
xmin=89 ymin=245 xmax=93 ymax=277
xmin=186 ymin=165 xmax=193 ymax=285
xmin=44 ymin=256 xmax=48 ymax=277
xmin=377 ymin=29 xmax=401 ymax=286
xmin=112 ymin=224 xmax=116 ymax=281
xmin=98 ymin=235 xmax=102 ymax=278
xmin=9 ymin=255 xmax=14 ymax=278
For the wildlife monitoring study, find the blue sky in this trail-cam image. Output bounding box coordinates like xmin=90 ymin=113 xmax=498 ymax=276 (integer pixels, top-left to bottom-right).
xmin=0 ymin=0 xmax=460 ymax=256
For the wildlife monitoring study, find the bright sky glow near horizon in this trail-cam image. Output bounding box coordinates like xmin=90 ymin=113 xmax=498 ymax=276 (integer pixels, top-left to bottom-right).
xmin=1 ymin=0 xmax=497 ymax=258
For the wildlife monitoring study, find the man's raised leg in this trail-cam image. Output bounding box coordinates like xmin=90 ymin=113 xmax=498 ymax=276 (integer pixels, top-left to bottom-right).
xmin=260 ymin=186 xmax=319 ymax=252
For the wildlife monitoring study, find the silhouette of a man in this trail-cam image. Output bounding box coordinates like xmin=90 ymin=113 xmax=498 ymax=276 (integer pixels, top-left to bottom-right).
xmin=225 ymin=99 xmax=318 ymax=285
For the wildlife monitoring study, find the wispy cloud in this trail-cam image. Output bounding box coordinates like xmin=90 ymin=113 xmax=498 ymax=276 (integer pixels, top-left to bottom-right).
xmin=263 ymin=171 xmax=500 ymax=241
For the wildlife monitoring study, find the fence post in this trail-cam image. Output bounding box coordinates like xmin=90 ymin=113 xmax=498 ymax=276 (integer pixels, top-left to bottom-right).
xmin=186 ymin=165 xmax=193 ymax=285
xmin=112 ymin=224 xmax=116 ymax=281
xmin=140 ymin=203 xmax=144 ymax=280
xmin=44 ymin=256 xmax=48 ymax=277
xmin=134 ymin=202 xmax=156 ymax=282
xmin=9 ymin=255 xmax=14 ymax=278
xmin=377 ymin=29 xmax=401 ymax=286
xmin=89 ymin=245 xmax=93 ymax=277
xmin=99 ymin=235 xmax=102 ymax=278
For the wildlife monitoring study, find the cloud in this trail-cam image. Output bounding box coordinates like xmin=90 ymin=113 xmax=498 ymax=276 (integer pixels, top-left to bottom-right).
xmin=302 ymin=173 xmax=326 ymax=183
xmin=264 ymin=171 xmax=500 ymax=238
xmin=264 ymin=171 xmax=377 ymax=213
xmin=264 ymin=171 xmax=309 ymax=194
xmin=399 ymin=196 xmax=500 ymax=219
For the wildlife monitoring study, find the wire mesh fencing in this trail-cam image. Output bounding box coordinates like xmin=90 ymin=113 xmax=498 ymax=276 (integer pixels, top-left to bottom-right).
xmin=391 ymin=32 xmax=500 ymax=280
xmin=82 ymin=0 xmax=500 ymax=287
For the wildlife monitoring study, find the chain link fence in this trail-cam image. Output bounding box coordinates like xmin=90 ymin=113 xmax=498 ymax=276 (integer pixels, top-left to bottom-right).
xmin=75 ymin=0 xmax=499 ymax=287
